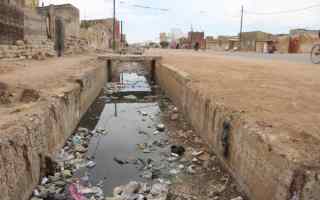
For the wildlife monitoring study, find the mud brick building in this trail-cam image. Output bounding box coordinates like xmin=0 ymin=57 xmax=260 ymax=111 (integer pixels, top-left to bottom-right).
xmin=0 ymin=1 xmax=117 ymax=59
xmin=0 ymin=0 xmax=25 ymax=44
xmin=288 ymin=29 xmax=319 ymax=53
xmin=80 ymin=18 xmax=121 ymax=50
xmin=240 ymin=31 xmax=273 ymax=52
xmin=37 ymin=4 xmax=86 ymax=55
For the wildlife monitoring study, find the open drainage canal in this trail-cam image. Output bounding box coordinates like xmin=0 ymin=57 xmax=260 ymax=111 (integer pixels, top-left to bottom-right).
xmin=31 ymin=62 xmax=246 ymax=200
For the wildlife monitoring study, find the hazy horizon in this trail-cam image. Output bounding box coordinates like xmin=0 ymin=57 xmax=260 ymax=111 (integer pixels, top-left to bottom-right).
xmin=42 ymin=0 xmax=320 ymax=43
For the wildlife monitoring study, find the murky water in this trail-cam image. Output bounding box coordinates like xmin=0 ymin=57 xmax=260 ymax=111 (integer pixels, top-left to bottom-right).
xmin=74 ymin=69 xmax=174 ymax=195
xmin=118 ymin=72 xmax=152 ymax=94
xmin=30 ymin=63 xmax=246 ymax=200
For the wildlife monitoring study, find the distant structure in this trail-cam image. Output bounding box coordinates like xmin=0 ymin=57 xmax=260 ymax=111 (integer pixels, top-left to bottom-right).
xmin=188 ymin=31 xmax=205 ymax=49
xmin=288 ymin=28 xmax=319 ymax=53
xmin=159 ymin=32 xmax=168 ymax=43
xmin=290 ymin=28 xmax=319 ymax=36
xmin=25 ymin=0 xmax=39 ymax=9
xmin=240 ymin=31 xmax=273 ymax=52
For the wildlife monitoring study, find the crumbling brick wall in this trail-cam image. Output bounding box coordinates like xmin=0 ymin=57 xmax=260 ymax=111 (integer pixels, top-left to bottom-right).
xmin=0 ymin=3 xmax=24 ymax=44
xmin=80 ymin=19 xmax=114 ymax=50
xmin=53 ymin=4 xmax=80 ymax=38
xmin=23 ymin=7 xmax=47 ymax=44
xmin=0 ymin=40 xmax=55 ymax=60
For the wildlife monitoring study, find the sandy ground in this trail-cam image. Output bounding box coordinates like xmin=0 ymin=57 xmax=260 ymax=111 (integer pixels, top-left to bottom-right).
xmin=0 ymin=53 xmax=104 ymax=124
xmin=1 ymin=49 xmax=320 ymax=161
xmin=0 ymin=54 xmax=100 ymax=90
xmin=147 ymin=49 xmax=320 ymax=163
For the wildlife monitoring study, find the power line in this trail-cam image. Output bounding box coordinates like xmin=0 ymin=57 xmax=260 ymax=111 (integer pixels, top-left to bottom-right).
xmin=244 ymin=3 xmax=320 ymax=15
xmin=132 ymin=4 xmax=169 ymax=11
xmin=120 ymin=1 xmax=170 ymax=12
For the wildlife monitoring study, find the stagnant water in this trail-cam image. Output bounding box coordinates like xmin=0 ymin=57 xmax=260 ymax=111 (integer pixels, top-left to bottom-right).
xmin=30 ymin=63 xmax=246 ymax=200
xmin=73 ymin=70 xmax=174 ymax=195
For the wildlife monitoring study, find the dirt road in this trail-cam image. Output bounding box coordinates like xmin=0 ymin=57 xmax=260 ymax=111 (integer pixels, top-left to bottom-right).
xmin=0 ymin=53 xmax=105 ymax=124
xmin=147 ymin=49 xmax=320 ymax=163
xmin=208 ymin=51 xmax=312 ymax=64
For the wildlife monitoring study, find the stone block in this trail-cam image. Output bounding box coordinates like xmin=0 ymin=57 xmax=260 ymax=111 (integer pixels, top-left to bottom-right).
xmin=15 ymin=40 xmax=25 ymax=46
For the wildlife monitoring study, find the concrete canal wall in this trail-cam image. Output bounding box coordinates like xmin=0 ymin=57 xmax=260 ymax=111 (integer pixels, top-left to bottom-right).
xmin=1 ymin=54 xmax=319 ymax=200
xmin=155 ymin=63 xmax=320 ymax=200
xmin=0 ymin=62 xmax=107 ymax=200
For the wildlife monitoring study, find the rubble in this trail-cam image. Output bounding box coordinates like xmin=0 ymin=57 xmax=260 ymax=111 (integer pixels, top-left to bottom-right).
xmin=27 ymin=79 xmax=245 ymax=200
xmin=170 ymin=145 xmax=185 ymax=156
xmin=186 ymin=165 xmax=196 ymax=174
xmin=29 ymin=125 xmax=106 ymax=200
xmin=106 ymin=182 xmax=169 ymax=200
xmin=156 ymin=124 xmax=165 ymax=132
xmin=86 ymin=161 xmax=96 ymax=168
xmin=231 ymin=197 xmax=244 ymax=200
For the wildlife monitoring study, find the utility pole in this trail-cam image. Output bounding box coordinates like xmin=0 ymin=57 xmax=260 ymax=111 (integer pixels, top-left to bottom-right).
xmin=120 ymin=20 xmax=123 ymax=48
xmin=239 ymin=5 xmax=244 ymax=51
xmin=190 ymin=24 xmax=193 ymax=49
xmin=113 ymin=0 xmax=116 ymax=51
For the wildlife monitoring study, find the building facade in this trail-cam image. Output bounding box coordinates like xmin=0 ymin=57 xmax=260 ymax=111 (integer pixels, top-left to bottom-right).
xmin=80 ymin=18 xmax=121 ymax=50
xmin=206 ymin=36 xmax=219 ymax=50
xmin=289 ymin=29 xmax=319 ymax=53
xmin=188 ymin=31 xmax=205 ymax=49
xmin=25 ymin=0 xmax=38 ymax=8
xmin=159 ymin=32 xmax=168 ymax=43
xmin=240 ymin=31 xmax=273 ymax=51
xmin=0 ymin=0 xmax=25 ymax=44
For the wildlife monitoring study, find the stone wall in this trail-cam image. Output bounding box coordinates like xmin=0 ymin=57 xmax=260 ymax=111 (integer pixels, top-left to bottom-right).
xmin=0 ymin=0 xmax=24 ymax=7
xmin=64 ymin=36 xmax=90 ymax=55
xmin=0 ymin=2 xmax=97 ymax=59
xmin=0 ymin=40 xmax=55 ymax=60
xmin=23 ymin=7 xmax=47 ymax=44
xmin=0 ymin=1 xmax=45 ymax=45
xmin=0 ymin=3 xmax=24 ymax=44
xmin=53 ymin=4 xmax=80 ymax=38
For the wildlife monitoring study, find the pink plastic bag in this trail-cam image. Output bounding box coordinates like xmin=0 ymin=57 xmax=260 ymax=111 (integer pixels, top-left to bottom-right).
xmin=69 ymin=183 xmax=86 ymax=200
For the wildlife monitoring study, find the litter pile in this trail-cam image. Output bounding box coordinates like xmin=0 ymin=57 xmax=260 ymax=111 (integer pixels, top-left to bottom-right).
xmin=29 ymin=72 xmax=246 ymax=200
xmin=105 ymin=181 xmax=168 ymax=200
xmin=30 ymin=127 xmax=107 ymax=200
xmin=160 ymin=99 xmax=246 ymax=200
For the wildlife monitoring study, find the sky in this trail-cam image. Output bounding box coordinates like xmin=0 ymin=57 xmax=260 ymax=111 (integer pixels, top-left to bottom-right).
xmin=42 ymin=0 xmax=320 ymax=43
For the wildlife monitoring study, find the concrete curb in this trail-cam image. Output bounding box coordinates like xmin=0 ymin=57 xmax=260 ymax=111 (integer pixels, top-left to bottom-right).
xmin=156 ymin=63 xmax=320 ymax=200
xmin=0 ymin=63 xmax=107 ymax=200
